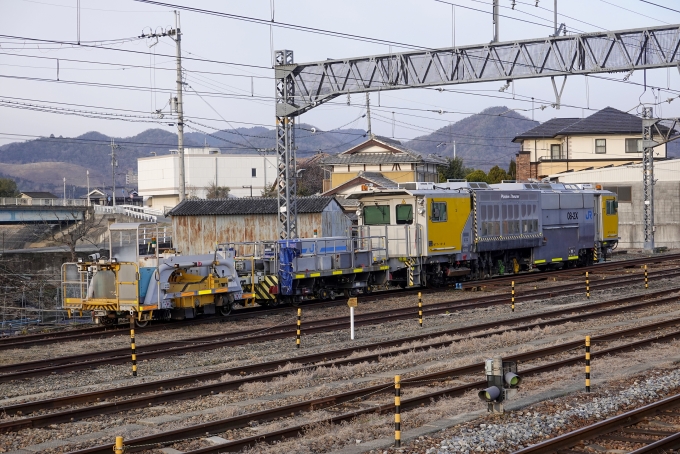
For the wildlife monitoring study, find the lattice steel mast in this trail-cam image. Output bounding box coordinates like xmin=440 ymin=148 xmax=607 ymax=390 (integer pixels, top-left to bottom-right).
xmin=274 ymin=23 xmax=680 ymax=239
xmin=275 ymin=50 xmax=297 ymax=239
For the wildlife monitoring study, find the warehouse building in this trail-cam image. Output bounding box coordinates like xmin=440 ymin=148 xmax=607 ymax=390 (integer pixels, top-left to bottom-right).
xmin=167 ymin=196 xmax=350 ymax=255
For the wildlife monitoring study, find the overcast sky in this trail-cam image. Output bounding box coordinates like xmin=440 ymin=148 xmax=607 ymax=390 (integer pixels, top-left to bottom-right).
xmin=1 ymin=0 xmax=679 ymax=148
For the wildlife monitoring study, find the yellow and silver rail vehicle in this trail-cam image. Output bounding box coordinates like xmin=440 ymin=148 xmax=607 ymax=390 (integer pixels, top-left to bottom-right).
xmin=350 ymin=180 xmax=619 ymax=287
xmin=62 ymin=222 xmax=244 ymax=326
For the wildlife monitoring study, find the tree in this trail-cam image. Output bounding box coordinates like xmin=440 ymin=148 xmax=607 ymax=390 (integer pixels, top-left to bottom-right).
xmin=205 ymin=181 xmax=230 ymax=199
xmin=261 ymin=181 xmax=277 ymax=198
xmin=438 ymin=157 xmax=472 ymax=182
xmin=508 ymin=158 xmax=517 ymax=180
xmin=296 ymin=160 xmax=325 ymax=196
xmin=41 ymin=207 xmax=106 ymax=262
xmin=486 ymin=165 xmax=509 ymax=184
xmin=0 ymin=178 xmax=18 ymax=197
xmin=465 ymin=169 xmax=488 ymax=183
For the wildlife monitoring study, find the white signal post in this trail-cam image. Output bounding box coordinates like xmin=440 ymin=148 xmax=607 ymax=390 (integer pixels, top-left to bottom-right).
xmin=348 ymin=297 xmax=357 ymax=340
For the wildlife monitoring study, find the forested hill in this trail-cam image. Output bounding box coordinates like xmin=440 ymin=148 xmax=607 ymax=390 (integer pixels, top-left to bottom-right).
xmin=5 ymin=105 xmax=671 ymax=195
xmin=404 ymin=106 xmax=538 ymax=170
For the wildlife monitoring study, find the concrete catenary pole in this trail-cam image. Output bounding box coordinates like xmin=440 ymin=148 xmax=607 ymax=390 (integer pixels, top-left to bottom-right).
xmin=174 ymin=10 xmax=186 ymax=203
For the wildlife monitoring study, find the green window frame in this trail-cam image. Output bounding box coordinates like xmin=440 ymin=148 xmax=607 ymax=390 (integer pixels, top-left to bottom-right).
xmin=395 ymin=204 xmax=413 ymax=225
xmin=431 ymin=201 xmax=448 ymax=222
xmin=363 ymin=205 xmax=390 ymax=225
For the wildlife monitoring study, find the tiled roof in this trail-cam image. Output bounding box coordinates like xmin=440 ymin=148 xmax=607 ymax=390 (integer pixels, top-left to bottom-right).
xmin=357 ymin=172 xmax=399 ymax=189
xmin=513 ymin=107 xmax=665 ymax=142
xmin=322 ymin=136 xmax=446 ymax=165
xmin=512 ymin=118 xmax=580 ymax=142
xmin=20 ymin=191 xmax=58 ymax=199
xmin=168 ymin=196 xmax=337 ymax=216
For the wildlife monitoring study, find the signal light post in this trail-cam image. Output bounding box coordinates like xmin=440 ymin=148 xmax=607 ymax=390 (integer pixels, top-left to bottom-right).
xmin=478 ymin=356 xmax=521 ymax=413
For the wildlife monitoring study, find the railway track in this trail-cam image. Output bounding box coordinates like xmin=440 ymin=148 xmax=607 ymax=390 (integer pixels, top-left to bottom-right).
xmin=1 ymin=267 xmax=678 ymax=382
xmin=1 ymin=287 xmax=679 ymax=434
xmin=55 ymin=308 xmax=680 ymax=454
xmin=514 ymin=393 xmax=680 ymax=453
xmin=1 ymin=253 xmax=674 ymax=351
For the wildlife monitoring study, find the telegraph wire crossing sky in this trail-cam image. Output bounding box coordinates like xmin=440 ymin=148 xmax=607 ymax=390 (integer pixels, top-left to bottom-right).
xmin=0 ymin=0 xmax=679 ymax=146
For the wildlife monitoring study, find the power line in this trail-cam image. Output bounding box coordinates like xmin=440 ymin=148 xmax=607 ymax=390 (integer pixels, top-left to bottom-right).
xmin=0 ymin=34 xmax=271 ymax=70
xmin=598 ymin=1 xmax=669 ymax=25
xmin=0 ymin=52 xmax=273 ymax=79
xmin=638 ymin=0 xmax=680 ymax=14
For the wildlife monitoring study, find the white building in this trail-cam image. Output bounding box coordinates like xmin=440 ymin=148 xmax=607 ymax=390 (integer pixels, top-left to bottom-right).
xmin=138 ymin=147 xmax=275 ymax=210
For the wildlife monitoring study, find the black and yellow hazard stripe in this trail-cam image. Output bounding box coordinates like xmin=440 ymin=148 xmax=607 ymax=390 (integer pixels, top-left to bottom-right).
xmin=130 ymin=317 xmax=137 ymax=377
xmin=394 ymin=375 xmax=401 ymax=447
xmin=255 ymin=275 xmax=279 ymax=300
xmin=585 ymin=335 xmax=591 ymax=392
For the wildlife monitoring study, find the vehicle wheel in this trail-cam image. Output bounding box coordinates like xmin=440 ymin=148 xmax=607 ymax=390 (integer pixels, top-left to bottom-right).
xmin=362 ymin=285 xmax=372 ymax=294
xmin=135 ymin=318 xmax=149 ymax=328
xmin=216 ymin=295 xmax=233 ymax=316
xmin=268 ymin=298 xmax=281 ymax=307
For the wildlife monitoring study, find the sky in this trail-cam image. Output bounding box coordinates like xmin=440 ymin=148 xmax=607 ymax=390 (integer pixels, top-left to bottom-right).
xmin=1 ymin=0 xmax=680 ymax=148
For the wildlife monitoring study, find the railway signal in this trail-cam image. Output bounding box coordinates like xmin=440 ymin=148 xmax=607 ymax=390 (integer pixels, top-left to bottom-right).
xmin=478 ymin=356 xmax=521 ymax=413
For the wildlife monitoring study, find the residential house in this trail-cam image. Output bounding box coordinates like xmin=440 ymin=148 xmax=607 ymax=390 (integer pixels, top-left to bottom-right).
xmin=320 ymin=136 xmax=446 ymax=193
xmin=19 ymin=192 xmax=58 ymax=200
xmin=513 ymin=107 xmax=667 ymax=181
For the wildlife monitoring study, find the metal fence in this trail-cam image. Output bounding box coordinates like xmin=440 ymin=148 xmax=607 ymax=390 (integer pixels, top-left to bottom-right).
xmin=0 ymin=198 xmax=87 ymax=207
xmin=93 ymin=204 xmax=163 ymax=222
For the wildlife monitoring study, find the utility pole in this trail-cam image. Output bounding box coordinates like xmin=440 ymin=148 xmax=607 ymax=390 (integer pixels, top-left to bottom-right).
xmin=366 ymin=93 xmax=373 ymax=138
xmin=110 ymin=138 xmax=119 ymax=208
xmin=86 ymin=170 xmax=90 ymax=206
xmin=139 ymin=11 xmax=185 ymax=203
xmin=173 ymin=11 xmax=185 ymax=203
xmin=554 ymin=0 xmax=558 ymax=37
xmin=642 ymin=107 xmax=656 ymax=252
xmin=492 ymin=0 xmax=499 ymax=43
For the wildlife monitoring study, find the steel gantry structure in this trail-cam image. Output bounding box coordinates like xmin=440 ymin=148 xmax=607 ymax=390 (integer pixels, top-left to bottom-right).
xmin=275 ymin=24 xmax=680 ymax=240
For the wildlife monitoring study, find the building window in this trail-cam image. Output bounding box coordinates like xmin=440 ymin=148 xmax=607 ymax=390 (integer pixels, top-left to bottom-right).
xmin=251 ymin=168 xmax=257 ymax=177
xmin=595 ymin=139 xmax=606 ymax=154
xmin=431 ymin=201 xmax=448 ymax=222
xmin=395 ymin=204 xmax=413 ymax=225
xmin=625 ymin=138 xmax=642 ymax=153
xmin=550 ymin=144 xmax=561 ymax=159
xmin=602 ymin=185 xmax=632 ymax=203
xmin=363 ymin=205 xmax=390 ymax=225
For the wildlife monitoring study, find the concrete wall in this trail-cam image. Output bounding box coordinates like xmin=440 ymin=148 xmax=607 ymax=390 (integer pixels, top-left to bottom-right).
xmin=614 ymin=181 xmax=680 ymax=249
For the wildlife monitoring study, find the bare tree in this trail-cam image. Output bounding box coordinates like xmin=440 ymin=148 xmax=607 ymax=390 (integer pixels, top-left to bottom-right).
xmin=261 ymin=181 xmax=277 ymax=198
xmin=40 ymin=207 xmax=106 ymax=262
xmin=297 ymin=160 xmax=325 ymax=196
xmin=205 ymin=181 xmax=231 ymax=199
xmin=185 ymin=184 xmax=202 ymax=200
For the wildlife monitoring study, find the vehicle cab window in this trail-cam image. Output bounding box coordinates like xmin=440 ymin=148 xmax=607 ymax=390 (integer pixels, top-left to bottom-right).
xmin=395 ymin=204 xmax=413 ymax=225
xmin=363 ymin=205 xmax=390 ymax=225
xmin=431 ymin=201 xmax=448 ymax=222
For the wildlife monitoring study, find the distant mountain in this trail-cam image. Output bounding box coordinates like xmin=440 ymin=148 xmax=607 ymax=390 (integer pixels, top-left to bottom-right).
xmin=403 ymin=106 xmax=539 ymax=171
xmin=0 ymin=107 xmax=542 ymax=194
xmin=184 ymin=123 xmax=368 ymax=156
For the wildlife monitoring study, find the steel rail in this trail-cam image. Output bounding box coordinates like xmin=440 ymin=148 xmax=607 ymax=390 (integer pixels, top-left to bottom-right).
xmin=513 ymin=393 xmax=680 ymax=453
xmin=1 ymin=253 xmax=675 ymax=351
xmin=1 ymin=271 xmax=678 ymax=382
xmin=2 ymin=292 xmax=678 ymax=432
xmin=62 ymin=324 xmax=680 ymax=454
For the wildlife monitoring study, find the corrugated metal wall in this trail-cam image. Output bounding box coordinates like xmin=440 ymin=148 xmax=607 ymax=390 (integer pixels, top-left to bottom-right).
xmin=172 ymin=204 xmax=351 ymax=255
